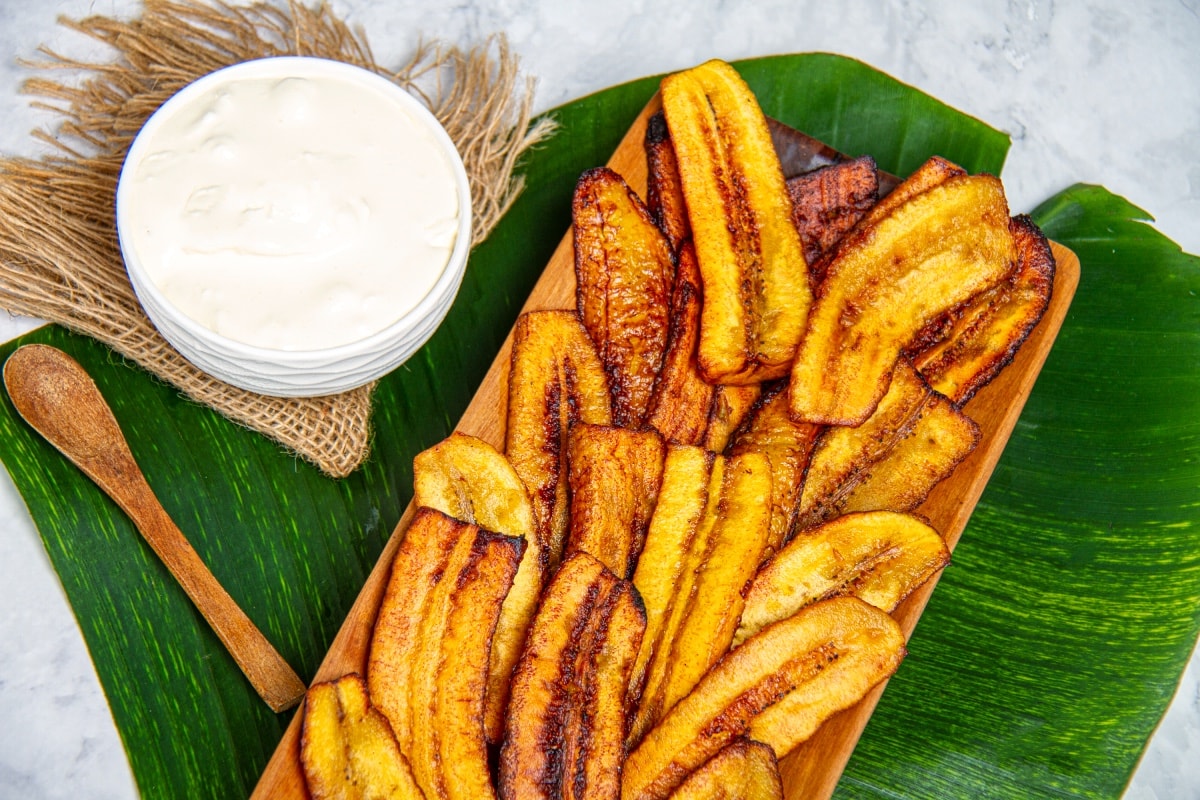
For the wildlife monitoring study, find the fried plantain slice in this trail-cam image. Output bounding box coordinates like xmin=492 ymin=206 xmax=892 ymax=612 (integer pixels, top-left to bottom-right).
xmin=851 ymin=155 xmax=965 ymax=234
xmin=622 ymin=597 xmax=905 ymax=800
xmin=702 ymin=383 xmax=762 ymax=454
xmin=410 ymin=528 xmax=524 ymax=800
xmin=412 ymin=432 xmax=545 ymax=743
xmin=661 ymin=59 xmax=811 ymax=384
xmin=566 ymin=423 xmax=667 ymax=578
xmin=644 ymin=241 xmax=717 ymax=446
xmin=413 ymin=431 xmax=537 ymax=537
xmin=368 ymin=507 xmax=468 ymax=757
xmin=644 ymin=111 xmax=691 ymax=253
xmin=794 ymin=360 xmax=980 ymax=531
xmin=506 ymin=310 xmax=613 ymax=570
xmin=629 ymin=445 xmax=716 ymax=708
xmin=574 ymin=166 xmax=676 ymax=428
xmin=561 ymin=579 xmax=646 ymax=800
xmin=667 ymin=737 xmax=783 ymax=800
xmin=632 ymin=452 xmax=772 ymax=744
xmin=500 ymin=553 xmax=613 ymax=800
xmin=729 ymin=383 xmax=822 ymax=554
xmin=300 ymin=674 xmax=424 ymax=800
xmin=735 ymin=511 xmax=949 ymax=646
xmin=499 ymin=552 xmax=645 ymax=800
xmin=630 ymin=454 xmax=727 ymax=744
xmin=787 ymin=167 xmax=1016 ymax=426
xmin=786 ymin=155 xmax=879 ymax=282
xmin=908 ymin=213 xmax=1057 ymax=404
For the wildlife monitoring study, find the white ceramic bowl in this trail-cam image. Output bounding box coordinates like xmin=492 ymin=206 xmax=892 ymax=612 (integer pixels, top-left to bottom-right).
xmin=116 ymin=56 xmax=472 ymax=397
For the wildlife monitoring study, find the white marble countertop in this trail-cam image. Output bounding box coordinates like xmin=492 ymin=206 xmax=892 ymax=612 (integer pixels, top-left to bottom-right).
xmin=0 ymin=1 xmax=1196 ymax=798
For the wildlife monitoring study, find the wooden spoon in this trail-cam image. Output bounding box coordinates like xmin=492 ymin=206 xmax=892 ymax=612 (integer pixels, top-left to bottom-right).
xmin=3 ymin=343 xmax=307 ymax=712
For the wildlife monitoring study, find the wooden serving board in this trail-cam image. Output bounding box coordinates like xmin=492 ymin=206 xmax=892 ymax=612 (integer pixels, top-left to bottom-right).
xmin=251 ymin=94 xmax=1080 ymax=800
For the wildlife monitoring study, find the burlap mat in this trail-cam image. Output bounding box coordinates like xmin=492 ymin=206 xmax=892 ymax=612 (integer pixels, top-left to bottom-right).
xmin=0 ymin=0 xmax=555 ymax=477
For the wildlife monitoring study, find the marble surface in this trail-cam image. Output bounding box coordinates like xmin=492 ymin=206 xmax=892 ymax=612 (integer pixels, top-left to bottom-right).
xmin=0 ymin=1 xmax=1197 ymax=798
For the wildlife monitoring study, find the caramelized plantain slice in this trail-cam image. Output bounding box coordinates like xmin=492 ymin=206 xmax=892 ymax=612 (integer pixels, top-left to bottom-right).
xmin=412 ymin=432 xmax=546 ymax=743
xmin=702 ymin=383 xmax=762 ymax=454
xmin=410 ymin=528 xmax=524 ymax=800
xmin=506 ymin=310 xmax=613 ymax=570
xmin=629 ymin=445 xmax=716 ymax=708
xmin=436 ymin=533 xmax=524 ymax=800
xmin=368 ymin=507 xmax=468 ymax=757
xmin=787 ymin=167 xmax=1016 ymax=426
xmin=566 ymin=423 xmax=667 ymax=578
xmin=631 ymin=454 xmax=727 ymax=744
xmin=644 ymin=111 xmax=692 ymax=253
xmin=652 ymin=452 xmax=772 ymax=716
xmin=661 ymin=59 xmax=811 ymax=384
xmin=794 ymin=360 xmax=980 ymax=530
xmin=786 ymin=155 xmax=879 ymax=282
xmin=834 ymin=398 xmax=979 ymax=520
xmin=729 ymin=383 xmax=822 ymax=554
xmin=850 ymin=155 xmax=965 ymax=235
xmin=633 ymin=452 xmax=772 ymax=744
xmin=561 ymin=580 xmax=646 ymax=800
xmin=735 ymin=511 xmax=949 ymax=646
xmin=645 ymin=241 xmax=717 ymax=446
xmin=909 ymin=214 xmax=1056 ymax=404
xmin=499 ymin=553 xmax=645 ymax=800
xmin=574 ymin=166 xmax=676 ymax=428
xmin=622 ymin=597 xmax=905 ymax=800
xmin=500 ymin=553 xmax=613 ymax=800
xmin=300 ymin=674 xmax=424 ymax=800
xmin=413 ymin=431 xmax=537 ymax=537
xmin=667 ymin=738 xmax=783 ymax=800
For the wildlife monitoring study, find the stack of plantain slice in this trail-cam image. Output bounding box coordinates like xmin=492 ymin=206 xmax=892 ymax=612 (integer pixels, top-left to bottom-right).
xmin=297 ymin=57 xmax=1055 ymax=800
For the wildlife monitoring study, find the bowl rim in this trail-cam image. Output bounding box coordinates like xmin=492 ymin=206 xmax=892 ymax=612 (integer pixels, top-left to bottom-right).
xmin=116 ymin=55 xmax=473 ymax=366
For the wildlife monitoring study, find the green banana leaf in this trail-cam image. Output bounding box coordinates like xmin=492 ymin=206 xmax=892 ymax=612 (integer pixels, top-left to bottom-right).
xmin=0 ymin=52 xmax=1195 ymax=799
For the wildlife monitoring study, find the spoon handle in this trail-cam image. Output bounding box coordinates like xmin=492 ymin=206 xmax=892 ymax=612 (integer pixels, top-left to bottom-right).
xmin=3 ymin=344 xmax=307 ymax=713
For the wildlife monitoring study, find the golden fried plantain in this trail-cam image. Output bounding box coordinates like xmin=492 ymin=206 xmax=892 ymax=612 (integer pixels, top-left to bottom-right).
xmin=794 ymin=360 xmax=979 ymax=530
xmin=908 ymin=214 xmax=1056 ymax=404
xmin=702 ymin=383 xmax=762 ymax=454
xmin=644 ymin=111 xmax=691 ymax=253
xmin=561 ymin=580 xmax=646 ymax=800
xmin=499 ymin=552 xmax=646 ymax=800
xmin=644 ymin=241 xmax=716 ymax=446
xmin=735 ymin=511 xmax=949 ymax=646
xmin=787 ymin=166 xmax=1016 ymax=426
xmin=368 ymin=508 xmax=468 ymax=757
xmin=622 ymin=597 xmax=905 ymax=800
xmin=412 ymin=432 xmax=545 ymax=743
xmin=565 ymin=423 xmax=666 ymax=578
xmin=506 ymin=310 xmax=612 ymax=570
xmin=632 ymin=452 xmax=772 ymax=744
xmin=667 ymin=738 xmax=783 ymax=800
xmin=433 ymin=532 xmax=524 ymax=799
xmin=860 ymin=156 xmax=963 ymax=226
xmin=661 ymin=59 xmax=811 ymax=384
xmin=300 ymin=674 xmax=424 ymax=800
xmin=729 ymin=383 xmax=821 ymax=554
xmin=786 ymin=155 xmax=879 ymax=282
xmin=628 ymin=445 xmax=716 ymax=708
xmin=410 ymin=528 xmax=524 ymax=800
xmin=413 ymin=431 xmax=537 ymax=538
xmin=574 ymin=166 xmax=675 ymax=428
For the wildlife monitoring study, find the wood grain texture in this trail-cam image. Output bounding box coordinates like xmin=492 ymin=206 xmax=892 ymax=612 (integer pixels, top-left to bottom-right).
xmin=250 ymin=94 xmax=1079 ymax=800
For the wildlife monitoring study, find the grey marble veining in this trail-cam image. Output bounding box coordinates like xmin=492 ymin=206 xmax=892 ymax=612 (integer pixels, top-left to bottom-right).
xmin=0 ymin=1 xmax=1197 ymax=798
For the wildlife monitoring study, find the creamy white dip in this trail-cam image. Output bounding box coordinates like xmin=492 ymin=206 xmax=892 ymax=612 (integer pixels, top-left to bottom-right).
xmin=121 ymin=61 xmax=461 ymax=351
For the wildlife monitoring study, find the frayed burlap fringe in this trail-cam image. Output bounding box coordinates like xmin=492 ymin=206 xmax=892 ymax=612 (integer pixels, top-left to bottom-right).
xmin=0 ymin=0 xmax=556 ymax=478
